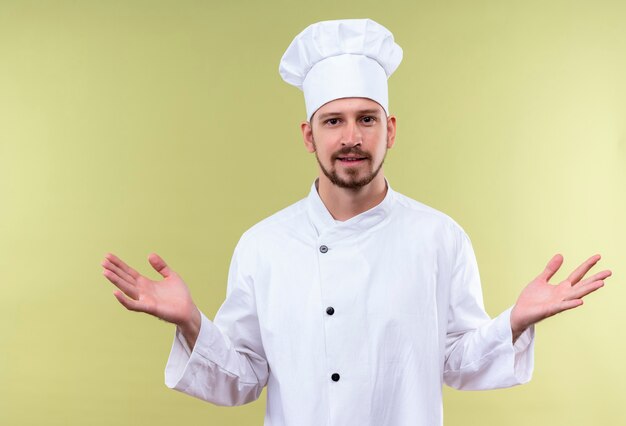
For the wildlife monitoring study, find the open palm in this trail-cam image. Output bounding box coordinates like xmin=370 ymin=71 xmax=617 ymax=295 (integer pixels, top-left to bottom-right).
xmin=511 ymin=253 xmax=611 ymax=338
xmin=101 ymin=252 xmax=197 ymax=327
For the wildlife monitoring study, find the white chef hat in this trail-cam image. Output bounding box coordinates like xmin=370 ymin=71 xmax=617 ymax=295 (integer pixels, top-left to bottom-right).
xmin=279 ymin=18 xmax=403 ymax=121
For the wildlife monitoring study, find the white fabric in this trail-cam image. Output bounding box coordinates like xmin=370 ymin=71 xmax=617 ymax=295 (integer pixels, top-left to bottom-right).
xmin=165 ymin=181 xmax=535 ymax=425
xmin=279 ymin=19 xmax=403 ymax=120
xmin=302 ymin=54 xmax=389 ymax=121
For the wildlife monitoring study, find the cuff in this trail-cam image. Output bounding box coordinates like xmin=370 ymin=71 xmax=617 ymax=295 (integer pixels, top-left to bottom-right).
xmin=164 ymin=311 xmax=215 ymax=391
xmin=495 ymin=306 xmax=535 ymax=384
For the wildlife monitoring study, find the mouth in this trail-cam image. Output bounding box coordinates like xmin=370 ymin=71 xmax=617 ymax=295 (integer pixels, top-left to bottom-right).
xmin=336 ymin=156 xmax=368 ymax=164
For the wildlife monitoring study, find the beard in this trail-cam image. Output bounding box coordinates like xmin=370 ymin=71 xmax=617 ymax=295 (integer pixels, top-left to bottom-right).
xmin=313 ymin=143 xmax=387 ymax=190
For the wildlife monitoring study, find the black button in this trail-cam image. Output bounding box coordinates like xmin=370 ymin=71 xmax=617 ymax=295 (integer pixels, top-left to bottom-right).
xmin=331 ymin=373 xmax=340 ymax=382
xmin=319 ymin=245 xmax=328 ymax=253
xmin=326 ymin=307 xmax=335 ymax=315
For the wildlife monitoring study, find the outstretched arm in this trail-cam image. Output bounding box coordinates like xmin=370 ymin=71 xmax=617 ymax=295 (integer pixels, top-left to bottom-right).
xmin=102 ymin=246 xmax=268 ymax=406
xmin=510 ymin=254 xmax=612 ymax=343
xmin=101 ymin=253 xmax=201 ymax=348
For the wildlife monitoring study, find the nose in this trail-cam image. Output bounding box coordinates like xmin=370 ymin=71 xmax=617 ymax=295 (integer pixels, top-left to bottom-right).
xmin=341 ymin=121 xmax=362 ymax=146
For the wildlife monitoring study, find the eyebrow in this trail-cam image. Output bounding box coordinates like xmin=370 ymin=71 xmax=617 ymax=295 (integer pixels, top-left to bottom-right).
xmin=317 ymin=109 xmax=383 ymax=121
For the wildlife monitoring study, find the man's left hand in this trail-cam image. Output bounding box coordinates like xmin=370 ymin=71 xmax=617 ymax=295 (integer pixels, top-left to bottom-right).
xmin=510 ymin=254 xmax=611 ymax=343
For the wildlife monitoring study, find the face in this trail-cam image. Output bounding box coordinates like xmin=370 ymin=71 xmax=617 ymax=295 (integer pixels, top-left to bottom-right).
xmin=301 ymin=98 xmax=396 ymax=190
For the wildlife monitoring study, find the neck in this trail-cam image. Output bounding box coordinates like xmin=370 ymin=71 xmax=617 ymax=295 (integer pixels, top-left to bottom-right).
xmin=316 ymin=173 xmax=388 ymax=221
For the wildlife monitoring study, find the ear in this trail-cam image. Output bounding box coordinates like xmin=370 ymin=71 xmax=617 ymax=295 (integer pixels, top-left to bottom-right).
xmin=386 ymin=115 xmax=397 ymax=149
xmin=301 ymin=121 xmax=316 ymax=153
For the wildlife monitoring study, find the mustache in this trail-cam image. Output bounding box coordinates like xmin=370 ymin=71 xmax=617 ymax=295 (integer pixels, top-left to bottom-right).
xmin=331 ymin=147 xmax=370 ymax=160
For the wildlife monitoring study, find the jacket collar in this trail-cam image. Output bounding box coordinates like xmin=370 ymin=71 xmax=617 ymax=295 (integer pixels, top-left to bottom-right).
xmin=306 ymin=178 xmax=395 ymax=242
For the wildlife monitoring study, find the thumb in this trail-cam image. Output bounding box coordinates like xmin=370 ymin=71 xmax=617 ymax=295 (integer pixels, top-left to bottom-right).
xmin=148 ymin=253 xmax=173 ymax=278
xmin=538 ymin=253 xmax=564 ymax=282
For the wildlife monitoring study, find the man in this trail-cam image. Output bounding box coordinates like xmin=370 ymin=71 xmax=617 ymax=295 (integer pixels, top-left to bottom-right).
xmin=101 ymin=19 xmax=611 ymax=425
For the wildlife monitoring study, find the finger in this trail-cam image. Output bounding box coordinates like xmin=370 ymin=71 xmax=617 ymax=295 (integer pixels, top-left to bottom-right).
xmin=566 ymin=254 xmax=601 ymax=285
xmin=105 ymin=253 xmax=140 ymax=280
xmin=538 ymin=254 xmax=564 ymax=282
xmin=148 ymin=253 xmax=173 ymax=278
xmin=566 ymin=280 xmax=605 ymax=300
xmin=114 ymin=290 xmax=147 ymax=313
xmin=577 ymin=269 xmax=612 ymax=287
xmin=556 ymin=299 xmax=584 ymax=313
xmin=101 ymin=258 xmax=135 ymax=285
xmin=103 ymin=269 xmax=139 ymax=299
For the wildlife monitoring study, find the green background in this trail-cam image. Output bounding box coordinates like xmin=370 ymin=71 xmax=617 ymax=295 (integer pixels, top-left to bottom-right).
xmin=1 ymin=0 xmax=624 ymax=424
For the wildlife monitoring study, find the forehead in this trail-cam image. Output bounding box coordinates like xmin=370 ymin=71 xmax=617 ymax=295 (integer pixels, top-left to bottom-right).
xmin=314 ymin=97 xmax=385 ymax=119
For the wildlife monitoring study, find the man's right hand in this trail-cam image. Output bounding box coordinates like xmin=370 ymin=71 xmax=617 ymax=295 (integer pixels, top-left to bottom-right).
xmin=101 ymin=252 xmax=201 ymax=348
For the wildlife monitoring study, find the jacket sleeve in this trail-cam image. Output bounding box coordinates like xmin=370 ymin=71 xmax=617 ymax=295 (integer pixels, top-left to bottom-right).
xmin=164 ymin=234 xmax=269 ymax=405
xmin=443 ymin=227 xmax=535 ymax=390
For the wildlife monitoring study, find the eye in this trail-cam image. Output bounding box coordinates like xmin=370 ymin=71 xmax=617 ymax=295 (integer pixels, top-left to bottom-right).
xmin=361 ymin=116 xmax=376 ymax=124
xmin=324 ymin=118 xmax=341 ymax=126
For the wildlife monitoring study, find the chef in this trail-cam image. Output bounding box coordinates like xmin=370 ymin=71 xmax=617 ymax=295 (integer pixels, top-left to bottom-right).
xmin=101 ymin=18 xmax=611 ymax=426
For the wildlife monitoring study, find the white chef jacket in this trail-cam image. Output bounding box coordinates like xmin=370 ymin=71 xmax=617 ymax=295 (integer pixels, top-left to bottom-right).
xmin=165 ymin=180 xmax=534 ymax=426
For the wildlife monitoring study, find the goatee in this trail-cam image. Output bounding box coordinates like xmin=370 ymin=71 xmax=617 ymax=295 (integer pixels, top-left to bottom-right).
xmin=314 ymin=145 xmax=386 ymax=190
